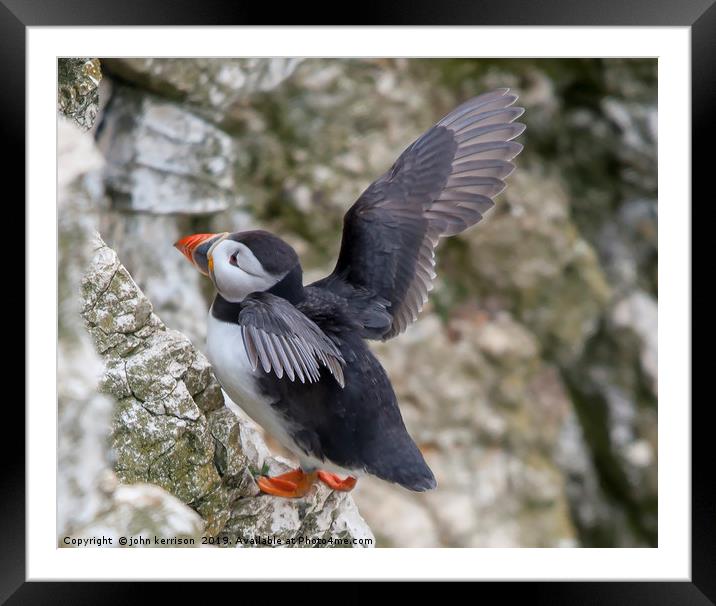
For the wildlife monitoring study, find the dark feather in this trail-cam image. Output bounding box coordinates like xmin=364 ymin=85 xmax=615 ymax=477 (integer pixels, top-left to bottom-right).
xmin=238 ymin=292 xmax=346 ymax=388
xmin=313 ymin=88 xmax=525 ymax=340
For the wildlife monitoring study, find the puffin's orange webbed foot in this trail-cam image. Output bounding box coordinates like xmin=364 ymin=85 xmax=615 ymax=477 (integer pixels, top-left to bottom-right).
xmin=317 ymin=471 xmax=358 ymax=492
xmin=257 ymin=469 xmax=317 ymax=498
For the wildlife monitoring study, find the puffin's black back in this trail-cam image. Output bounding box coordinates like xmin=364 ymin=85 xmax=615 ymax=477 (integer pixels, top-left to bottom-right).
xmin=257 ymin=290 xmax=436 ymax=491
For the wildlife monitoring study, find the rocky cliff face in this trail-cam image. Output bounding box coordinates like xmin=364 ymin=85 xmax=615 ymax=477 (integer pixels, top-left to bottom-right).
xmin=58 ymin=116 xmax=373 ymax=548
xmin=58 ymin=57 xmax=657 ymax=547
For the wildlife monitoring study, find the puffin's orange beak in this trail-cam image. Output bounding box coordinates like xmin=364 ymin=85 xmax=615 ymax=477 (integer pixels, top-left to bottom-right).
xmin=174 ymin=232 xmax=222 ymax=276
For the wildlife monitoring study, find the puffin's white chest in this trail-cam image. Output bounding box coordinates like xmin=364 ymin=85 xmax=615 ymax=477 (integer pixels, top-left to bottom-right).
xmin=206 ymin=312 xmax=265 ymax=404
xmin=206 ymin=311 xmax=297 ymax=452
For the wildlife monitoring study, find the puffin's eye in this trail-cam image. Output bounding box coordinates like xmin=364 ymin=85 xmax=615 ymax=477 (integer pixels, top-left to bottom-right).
xmin=229 ymin=252 xmax=239 ymax=267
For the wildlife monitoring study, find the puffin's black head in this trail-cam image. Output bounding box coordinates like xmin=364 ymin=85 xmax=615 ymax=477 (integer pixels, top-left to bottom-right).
xmin=174 ymin=230 xmax=301 ymax=302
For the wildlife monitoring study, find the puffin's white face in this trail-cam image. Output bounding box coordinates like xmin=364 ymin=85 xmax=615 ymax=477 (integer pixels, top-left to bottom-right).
xmin=208 ymin=238 xmax=284 ymax=302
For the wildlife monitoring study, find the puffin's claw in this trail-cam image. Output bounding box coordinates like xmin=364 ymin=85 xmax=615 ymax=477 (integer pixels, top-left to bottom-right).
xmin=317 ymin=471 xmax=357 ymax=492
xmin=257 ymin=469 xmax=317 ymax=498
xmin=257 ymin=469 xmax=357 ymax=497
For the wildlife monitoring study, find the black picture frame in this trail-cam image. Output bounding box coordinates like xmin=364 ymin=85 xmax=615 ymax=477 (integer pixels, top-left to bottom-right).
xmin=7 ymin=0 xmax=707 ymax=600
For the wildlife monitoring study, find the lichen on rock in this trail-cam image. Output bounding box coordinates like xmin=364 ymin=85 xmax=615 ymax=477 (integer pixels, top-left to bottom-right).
xmin=58 ymin=58 xmax=102 ymax=131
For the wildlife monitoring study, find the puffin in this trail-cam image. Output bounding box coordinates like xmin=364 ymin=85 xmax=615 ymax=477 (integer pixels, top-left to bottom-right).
xmin=175 ymin=89 xmax=525 ymax=498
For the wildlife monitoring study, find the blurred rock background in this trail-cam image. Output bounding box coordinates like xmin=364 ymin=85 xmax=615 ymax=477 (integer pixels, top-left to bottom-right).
xmin=58 ymin=57 xmax=657 ymax=548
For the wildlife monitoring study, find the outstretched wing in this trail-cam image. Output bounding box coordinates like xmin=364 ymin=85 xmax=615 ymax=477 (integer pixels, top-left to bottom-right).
xmin=318 ymin=88 xmax=524 ymax=340
xmin=238 ymin=292 xmax=346 ymax=388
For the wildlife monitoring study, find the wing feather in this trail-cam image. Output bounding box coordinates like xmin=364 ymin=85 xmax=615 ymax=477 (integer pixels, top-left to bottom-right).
xmin=271 ymin=333 xmax=294 ymax=381
xmin=249 ymin=325 xmax=272 ymax=373
xmin=278 ymin=334 xmax=303 ymax=382
xmin=238 ymin=293 xmax=346 ymax=388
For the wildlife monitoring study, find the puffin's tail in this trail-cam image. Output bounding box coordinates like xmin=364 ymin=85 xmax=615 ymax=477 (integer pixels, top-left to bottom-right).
xmin=366 ymin=434 xmax=437 ymax=492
